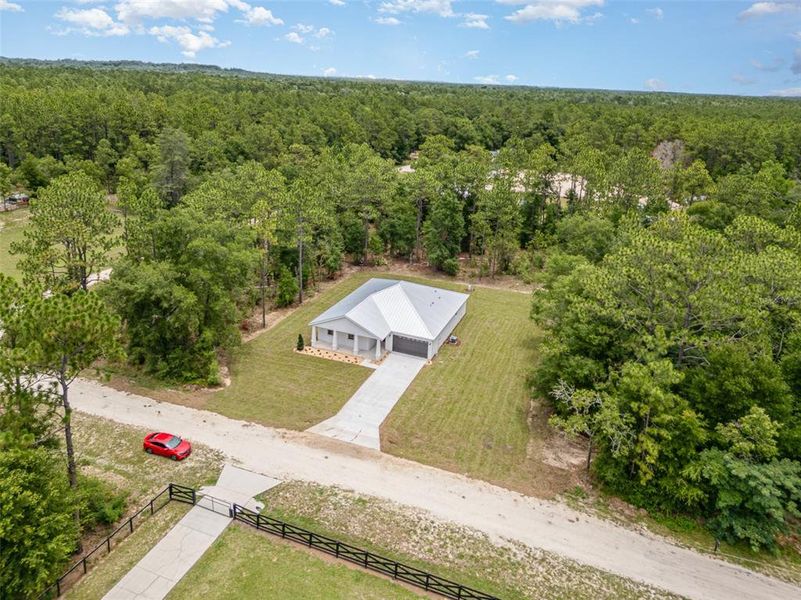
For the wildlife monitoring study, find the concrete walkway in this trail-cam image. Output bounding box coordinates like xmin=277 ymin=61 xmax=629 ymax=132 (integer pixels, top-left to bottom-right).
xmin=307 ymin=352 xmax=426 ymax=449
xmin=103 ymin=464 xmax=278 ymax=600
xmin=72 ymin=378 xmax=801 ymax=600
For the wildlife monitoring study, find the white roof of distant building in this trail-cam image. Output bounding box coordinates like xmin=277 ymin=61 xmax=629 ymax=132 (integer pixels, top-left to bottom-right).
xmin=310 ymin=278 xmax=468 ymax=341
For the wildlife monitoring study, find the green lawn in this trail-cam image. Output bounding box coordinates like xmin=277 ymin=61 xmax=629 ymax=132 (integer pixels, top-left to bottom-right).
xmin=64 ymin=502 xmax=191 ymax=600
xmin=167 ymin=524 xmax=422 ymax=600
xmin=0 ymin=207 xmax=28 ymax=279
xmin=119 ymin=271 xmax=570 ymax=496
xmin=381 ymin=284 xmax=567 ymax=496
xmin=203 ymin=275 xmax=375 ymax=429
xmin=55 ymin=414 xmax=224 ymax=599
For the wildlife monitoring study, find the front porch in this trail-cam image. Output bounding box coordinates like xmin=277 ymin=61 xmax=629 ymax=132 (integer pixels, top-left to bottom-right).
xmin=311 ymin=325 xmax=386 ymax=361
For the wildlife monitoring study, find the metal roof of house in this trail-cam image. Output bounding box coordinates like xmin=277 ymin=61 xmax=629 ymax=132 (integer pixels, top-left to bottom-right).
xmin=310 ymin=278 xmax=469 ymax=341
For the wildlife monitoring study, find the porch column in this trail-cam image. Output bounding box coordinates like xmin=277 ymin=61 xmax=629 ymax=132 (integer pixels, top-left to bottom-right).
xmin=375 ymin=338 xmax=381 ymax=360
xmin=332 ymin=329 xmax=338 ymax=350
xmin=353 ymin=334 xmax=359 ymax=355
xmin=311 ymin=326 xmax=317 ymax=346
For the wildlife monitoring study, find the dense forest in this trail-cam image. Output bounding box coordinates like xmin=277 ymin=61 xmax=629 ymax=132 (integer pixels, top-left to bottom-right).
xmin=2 ymin=61 xmax=801 ymax=596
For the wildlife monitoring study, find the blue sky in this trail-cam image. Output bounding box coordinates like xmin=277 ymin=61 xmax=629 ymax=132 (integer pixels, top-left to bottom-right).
xmin=1 ymin=1 xmax=800 ymax=96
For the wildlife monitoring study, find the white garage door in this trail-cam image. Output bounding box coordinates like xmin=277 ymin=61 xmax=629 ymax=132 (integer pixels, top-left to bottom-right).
xmin=393 ymin=335 xmax=428 ymax=358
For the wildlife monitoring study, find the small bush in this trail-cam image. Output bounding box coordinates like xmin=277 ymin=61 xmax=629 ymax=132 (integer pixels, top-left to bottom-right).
xmin=441 ymin=257 xmax=459 ymax=276
xmin=78 ymin=475 xmax=127 ymax=530
xmin=296 ymin=333 xmax=305 ymax=351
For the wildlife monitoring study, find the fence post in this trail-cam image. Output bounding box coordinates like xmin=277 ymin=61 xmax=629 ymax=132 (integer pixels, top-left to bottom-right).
xmin=56 ymin=579 xmax=61 ymax=597
xmin=106 ymin=538 xmax=111 ymax=553
xmin=150 ymin=498 xmax=154 ymax=515
xmin=335 ymin=542 xmax=340 ymax=558
xmin=168 ymin=483 xmax=173 ymax=500
xmin=129 ymin=517 xmax=134 ymax=534
xmin=281 ymin=523 xmax=286 ymax=538
xmin=256 ymin=513 xmax=261 ymax=529
xmin=424 ymin=573 xmax=430 ymax=590
xmin=191 ymin=488 xmax=196 ymax=505
xmin=393 ymin=562 xmax=398 ymax=579
xmin=83 ymin=557 xmax=87 ymax=575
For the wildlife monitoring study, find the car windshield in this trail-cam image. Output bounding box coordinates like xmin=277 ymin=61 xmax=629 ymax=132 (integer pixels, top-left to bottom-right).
xmin=164 ymin=435 xmax=182 ymax=449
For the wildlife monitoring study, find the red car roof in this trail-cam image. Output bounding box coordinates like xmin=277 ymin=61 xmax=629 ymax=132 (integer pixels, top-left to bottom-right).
xmin=152 ymin=432 xmax=176 ymax=442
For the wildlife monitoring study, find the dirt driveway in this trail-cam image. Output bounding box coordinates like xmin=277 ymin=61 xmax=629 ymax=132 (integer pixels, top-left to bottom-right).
xmin=70 ymin=377 xmax=801 ymax=600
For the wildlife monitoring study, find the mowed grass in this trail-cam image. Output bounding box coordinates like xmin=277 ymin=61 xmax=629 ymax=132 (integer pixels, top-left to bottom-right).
xmin=381 ymin=285 xmax=553 ymax=495
xmin=204 ymin=275 xmax=374 ymax=429
xmin=61 ymin=414 xmax=223 ymax=599
xmin=167 ymin=524 xmax=422 ymax=600
xmin=0 ymin=207 xmax=28 ymax=279
xmin=64 ymin=502 xmax=191 ymax=600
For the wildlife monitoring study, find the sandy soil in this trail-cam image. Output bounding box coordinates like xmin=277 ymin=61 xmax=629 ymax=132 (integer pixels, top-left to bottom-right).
xmin=69 ymin=378 xmax=801 ymax=600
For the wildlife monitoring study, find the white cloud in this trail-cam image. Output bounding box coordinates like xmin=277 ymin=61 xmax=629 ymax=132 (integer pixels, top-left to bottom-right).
xmin=474 ymin=75 xmax=500 ymax=84
xmin=0 ymin=1 xmax=22 ymax=12
xmin=646 ymin=7 xmax=663 ymax=19
xmin=284 ymin=31 xmax=304 ymax=43
xmin=505 ymin=74 xmax=518 ymax=82
xmin=286 ymin=24 xmax=333 ymax=42
xmin=505 ymin=1 xmax=605 ymax=24
xmin=374 ymin=16 xmax=402 ymax=25
xmin=772 ymin=87 xmax=801 ymax=96
xmin=462 ymin=13 xmax=489 ymax=29
xmin=379 ymin=0 xmax=454 ymax=17
xmin=732 ymin=73 xmax=757 ymax=85
xmin=115 ymin=0 xmax=283 ymax=28
xmin=739 ymin=2 xmax=801 ymax=20
xmin=330 ymin=0 xmax=345 ymax=5
xmin=149 ymin=25 xmax=230 ymax=57
xmin=465 ymin=49 xmax=480 ymax=59
xmin=628 ymin=17 xmax=639 ymax=25
xmin=644 ymin=77 xmax=666 ymax=91
xmin=751 ymin=56 xmax=785 ymax=71
xmin=116 ymin=0 xmax=233 ymax=24
xmin=55 ymin=7 xmax=130 ymax=36
xmin=238 ymin=6 xmax=283 ymax=26
xmin=323 ymin=67 xmax=337 ymax=76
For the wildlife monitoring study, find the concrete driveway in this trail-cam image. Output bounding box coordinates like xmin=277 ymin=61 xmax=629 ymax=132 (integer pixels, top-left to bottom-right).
xmin=103 ymin=465 xmax=278 ymax=600
xmin=307 ymin=352 xmax=426 ymax=449
xmin=70 ymin=378 xmax=801 ymax=600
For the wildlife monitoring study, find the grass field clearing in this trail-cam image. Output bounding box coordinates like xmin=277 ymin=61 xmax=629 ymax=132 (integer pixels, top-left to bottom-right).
xmin=167 ymin=524 xmax=422 ymax=600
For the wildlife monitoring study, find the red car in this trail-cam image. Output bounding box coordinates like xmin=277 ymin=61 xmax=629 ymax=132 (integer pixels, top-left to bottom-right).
xmin=143 ymin=432 xmax=192 ymax=461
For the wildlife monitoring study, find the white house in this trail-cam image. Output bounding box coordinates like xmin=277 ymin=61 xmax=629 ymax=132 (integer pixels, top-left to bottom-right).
xmin=309 ymin=278 xmax=469 ymax=360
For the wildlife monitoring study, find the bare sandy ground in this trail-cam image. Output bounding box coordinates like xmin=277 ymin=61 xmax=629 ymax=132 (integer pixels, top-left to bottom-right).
xmin=71 ymin=377 xmax=801 ymax=600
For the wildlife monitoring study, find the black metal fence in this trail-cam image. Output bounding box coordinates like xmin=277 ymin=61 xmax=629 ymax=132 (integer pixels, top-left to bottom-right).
xmin=39 ymin=483 xmax=499 ymax=600
xmin=38 ymin=483 xmax=194 ymax=599
xmin=231 ymin=503 xmax=499 ymax=600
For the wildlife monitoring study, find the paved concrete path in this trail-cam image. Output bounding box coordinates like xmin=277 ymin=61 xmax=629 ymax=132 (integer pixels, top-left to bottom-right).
xmin=307 ymin=352 xmax=426 ymax=449
xmin=72 ymin=378 xmax=801 ymax=600
xmin=103 ymin=464 xmax=278 ymax=600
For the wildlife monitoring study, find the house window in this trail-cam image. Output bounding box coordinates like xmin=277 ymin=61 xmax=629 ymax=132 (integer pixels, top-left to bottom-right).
xmin=327 ymin=329 xmax=333 ymax=336
xmin=347 ymin=334 xmax=354 ymax=340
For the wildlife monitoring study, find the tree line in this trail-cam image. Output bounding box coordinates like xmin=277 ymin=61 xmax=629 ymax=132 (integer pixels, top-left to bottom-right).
xmin=2 ymin=62 xmax=801 ymax=583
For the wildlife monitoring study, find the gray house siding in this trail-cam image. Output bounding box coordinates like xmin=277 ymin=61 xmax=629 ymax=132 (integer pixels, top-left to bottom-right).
xmin=431 ymin=302 xmax=467 ymax=358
